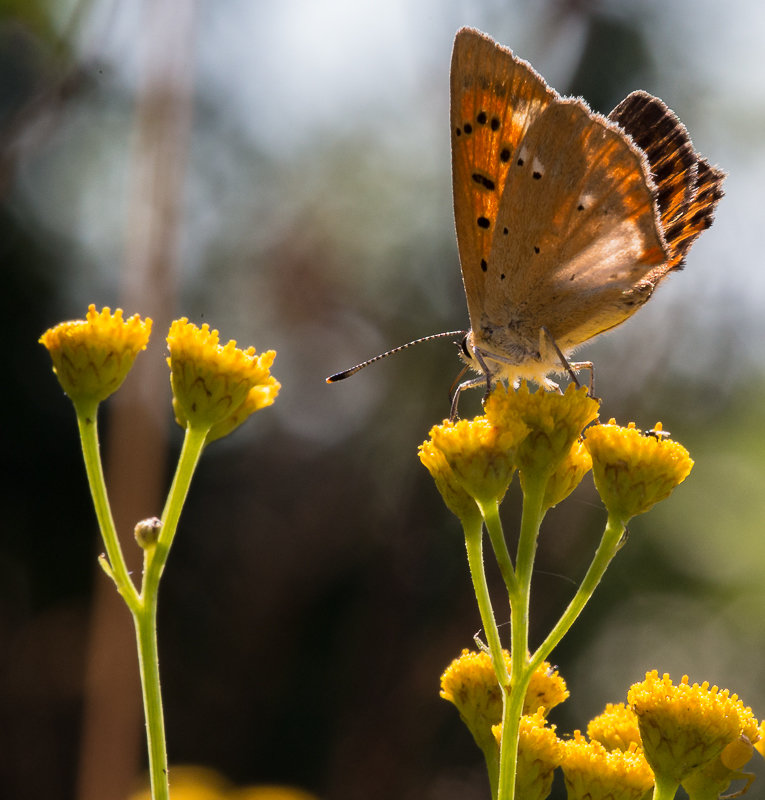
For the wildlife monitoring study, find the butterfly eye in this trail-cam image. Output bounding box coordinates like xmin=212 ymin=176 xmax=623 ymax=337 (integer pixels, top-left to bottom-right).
xmin=460 ymin=335 xmax=472 ymax=359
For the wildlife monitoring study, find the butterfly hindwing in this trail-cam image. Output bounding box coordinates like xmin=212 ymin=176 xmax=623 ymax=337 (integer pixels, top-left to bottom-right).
xmin=609 ymin=90 xmax=698 ymax=257
xmin=608 ymin=91 xmax=724 ymax=275
xmin=484 ymin=99 xmax=668 ymax=353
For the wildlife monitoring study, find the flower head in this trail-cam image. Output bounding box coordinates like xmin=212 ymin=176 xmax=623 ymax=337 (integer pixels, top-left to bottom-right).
xmin=492 ymin=709 xmax=562 ymax=800
xmin=587 ymin=702 xmax=642 ymax=752
xmin=541 ymin=438 xmax=592 ymax=512
xmin=585 ymin=421 xmax=693 ymax=523
xmin=39 ymin=305 xmax=152 ymax=408
xmin=440 ymin=648 xmax=503 ymax=753
xmin=560 ymin=732 xmax=654 ymax=800
xmin=420 ymin=414 xmax=526 ymax=507
xmin=627 ymin=671 xmax=757 ymax=785
xmin=167 ymin=319 xmax=279 ymax=437
xmin=525 ymin=660 xmax=570 ymax=717
xmin=418 ymin=438 xmax=482 ymax=525
xmin=485 ymin=383 xmax=599 ymax=481
xmin=440 ymin=649 xmax=568 ymax=755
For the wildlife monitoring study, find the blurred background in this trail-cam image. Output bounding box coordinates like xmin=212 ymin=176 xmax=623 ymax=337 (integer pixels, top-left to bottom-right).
xmin=3 ymin=0 xmax=764 ymax=798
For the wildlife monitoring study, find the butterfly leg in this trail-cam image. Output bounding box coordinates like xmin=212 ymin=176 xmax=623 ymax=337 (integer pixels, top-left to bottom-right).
xmin=470 ymin=346 xmax=495 ymax=400
xmin=449 ymin=375 xmax=486 ymax=420
xmin=541 ymin=327 xmax=596 ymax=397
xmin=720 ymin=771 xmax=755 ymax=799
xmin=569 ymin=361 xmax=595 ymax=397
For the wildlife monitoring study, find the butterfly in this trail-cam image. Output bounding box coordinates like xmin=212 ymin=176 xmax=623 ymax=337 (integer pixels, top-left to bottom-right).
xmin=328 ymin=27 xmax=725 ymax=417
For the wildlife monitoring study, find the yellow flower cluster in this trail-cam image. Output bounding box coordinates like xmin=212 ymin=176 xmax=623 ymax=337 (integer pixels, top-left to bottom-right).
xmin=442 ymin=653 xmax=763 ymax=800
xmin=419 ymin=384 xmax=694 ymax=527
xmin=560 ymin=732 xmax=654 ymax=800
xmin=419 ymin=383 xmax=599 ymax=521
xmin=587 ymin=702 xmax=642 ymax=752
xmin=628 ymin=671 xmax=758 ymax=785
xmin=40 ymin=307 xmax=279 ymax=442
xmin=440 ymin=649 xmax=568 ymax=732
xmin=485 ymin=382 xmax=599 ymax=478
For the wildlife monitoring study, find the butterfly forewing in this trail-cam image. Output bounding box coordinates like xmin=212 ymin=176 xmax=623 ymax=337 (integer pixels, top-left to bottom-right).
xmin=450 ymin=28 xmax=555 ymax=331
xmin=485 ymin=100 xmax=669 ymax=352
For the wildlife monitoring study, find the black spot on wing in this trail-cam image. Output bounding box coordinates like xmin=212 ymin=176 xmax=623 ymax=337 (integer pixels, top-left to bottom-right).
xmin=472 ymin=173 xmax=496 ymax=191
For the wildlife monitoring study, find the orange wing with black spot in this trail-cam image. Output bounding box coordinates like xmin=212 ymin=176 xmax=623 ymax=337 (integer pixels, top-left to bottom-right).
xmin=450 ymin=28 xmax=555 ymax=331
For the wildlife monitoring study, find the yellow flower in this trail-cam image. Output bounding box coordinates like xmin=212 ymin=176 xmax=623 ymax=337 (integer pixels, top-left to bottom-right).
xmin=541 ymin=438 xmax=592 ymax=512
xmin=492 ymin=709 xmax=562 ymax=800
xmin=420 ymin=415 xmax=525 ymax=506
xmin=627 ymin=671 xmax=757 ymax=785
xmin=204 ymin=380 xmax=281 ymax=444
xmin=585 ymin=421 xmax=693 ymax=523
xmin=167 ymin=319 xmax=279 ymax=436
xmin=440 ymin=648 xmax=503 ymax=755
xmin=419 ymin=438 xmax=481 ymax=524
xmin=560 ymin=732 xmax=654 ymax=800
xmin=587 ymin=702 xmax=642 ymax=752
xmin=39 ymin=305 xmax=152 ymax=408
xmin=525 ymin=659 xmax=570 ymax=717
xmin=485 ymin=382 xmax=599 ymax=480
xmin=440 ymin=649 xmax=568 ymax=752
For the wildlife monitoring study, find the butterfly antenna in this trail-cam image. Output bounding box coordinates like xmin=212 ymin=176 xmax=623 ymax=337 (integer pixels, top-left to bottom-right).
xmin=326 ymin=330 xmax=467 ymax=383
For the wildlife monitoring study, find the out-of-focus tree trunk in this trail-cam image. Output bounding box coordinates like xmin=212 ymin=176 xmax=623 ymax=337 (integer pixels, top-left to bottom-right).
xmin=77 ymin=2 xmax=195 ymax=798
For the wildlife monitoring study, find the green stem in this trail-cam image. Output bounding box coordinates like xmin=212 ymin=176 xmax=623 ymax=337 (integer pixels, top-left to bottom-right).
xmin=143 ymin=425 xmax=208 ymax=596
xmin=495 ymin=672 xmax=529 ymax=800
xmin=134 ymin=599 xmax=166 ymax=799
xmin=74 ymin=400 xmax=139 ymax=611
xmin=652 ymin=773 xmax=680 ymax=800
xmin=463 ymin=518 xmax=510 ymax=688
xmin=134 ymin=423 xmax=209 ymax=800
xmin=462 ymin=516 xmax=508 ymax=799
xmin=479 ymin=499 xmax=519 ymax=596
xmin=513 ymin=473 xmax=546 ymax=629
xmin=530 ymin=514 xmax=625 ymax=672
xmin=495 ymin=472 xmax=546 ymax=800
